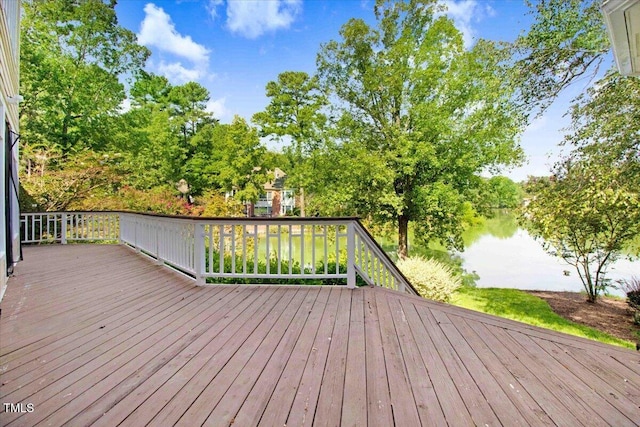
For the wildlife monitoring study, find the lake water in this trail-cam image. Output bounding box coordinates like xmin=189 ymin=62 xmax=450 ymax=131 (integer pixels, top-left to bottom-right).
xmin=455 ymin=212 xmax=639 ymax=297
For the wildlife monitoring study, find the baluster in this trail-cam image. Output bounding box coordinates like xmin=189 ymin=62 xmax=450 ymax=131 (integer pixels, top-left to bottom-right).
xmin=347 ymin=222 xmax=356 ymax=289
xmin=288 ymin=224 xmax=293 ymax=275
xmin=311 ymin=225 xmax=316 ymax=275
xmin=231 ymin=224 xmax=237 ymax=275
xmin=277 ymin=224 xmax=282 ymax=276
xmin=218 ymin=225 xmax=225 ymax=275
xmin=242 ymin=224 xmax=248 ymax=276
xmin=300 ymin=224 xmax=305 ymax=276
xmin=323 ymin=225 xmax=328 ymax=275
xmin=195 ymin=223 xmax=205 ymax=285
xmin=253 ymin=224 xmax=259 ymax=275
xmin=61 ymin=213 xmax=68 ymax=244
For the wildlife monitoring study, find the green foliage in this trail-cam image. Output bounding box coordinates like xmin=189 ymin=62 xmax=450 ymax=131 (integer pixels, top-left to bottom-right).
xmin=315 ymin=0 xmax=525 ymax=256
xmin=513 ymin=0 xmax=609 ymax=115
xmin=522 ymin=68 xmax=640 ymax=303
xmin=253 ymin=71 xmax=327 ymax=151
xmin=397 ymin=256 xmax=461 ymax=302
xmin=20 ymin=0 xmax=149 ymax=154
xmin=114 ymin=76 xmax=220 ymax=193
xmin=522 ymin=161 xmax=640 ymax=302
xmin=198 ymin=116 xmax=268 ymax=203
xmin=484 ymin=176 xmax=524 ymax=209
xmin=451 ymin=287 xmax=633 ymax=348
xmin=20 ymin=151 xmax=122 ymax=211
xmin=18 ymin=183 xmax=40 ymax=213
xmin=565 ymin=71 xmax=640 ymax=189
xmin=203 ymin=250 xmax=365 ymax=286
xmin=197 ymin=192 xmax=244 ymax=217
xmin=253 ymin=71 xmax=328 ymax=215
xmin=87 ymin=186 xmax=198 ymax=216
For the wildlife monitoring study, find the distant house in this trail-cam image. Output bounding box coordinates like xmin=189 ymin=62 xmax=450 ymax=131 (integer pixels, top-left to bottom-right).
xmin=1 ymin=0 xmax=22 ymax=301
xmin=253 ymin=168 xmax=295 ymax=217
xmin=227 ymin=168 xmax=296 ymax=217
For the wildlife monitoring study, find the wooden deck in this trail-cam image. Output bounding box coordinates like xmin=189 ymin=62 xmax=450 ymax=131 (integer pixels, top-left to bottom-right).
xmin=1 ymin=245 xmax=639 ymax=426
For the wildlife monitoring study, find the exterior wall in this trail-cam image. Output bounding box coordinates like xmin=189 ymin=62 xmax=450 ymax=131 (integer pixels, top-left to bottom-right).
xmin=1 ymin=0 xmax=21 ymax=301
xmin=1 ymin=106 xmax=6 ymax=297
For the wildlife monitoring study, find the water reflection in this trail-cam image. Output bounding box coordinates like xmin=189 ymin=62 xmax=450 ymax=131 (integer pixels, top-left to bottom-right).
xmin=462 ymin=209 xmax=519 ymax=245
xmin=458 ymin=212 xmax=639 ymax=297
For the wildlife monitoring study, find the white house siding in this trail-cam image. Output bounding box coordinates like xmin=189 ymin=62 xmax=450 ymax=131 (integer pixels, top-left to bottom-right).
xmin=1 ymin=0 xmax=21 ymax=301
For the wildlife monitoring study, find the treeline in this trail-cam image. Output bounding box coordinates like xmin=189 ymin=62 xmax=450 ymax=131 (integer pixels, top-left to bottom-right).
xmin=19 ymin=1 xmax=272 ymax=215
xmin=20 ymin=0 xmax=635 ymax=263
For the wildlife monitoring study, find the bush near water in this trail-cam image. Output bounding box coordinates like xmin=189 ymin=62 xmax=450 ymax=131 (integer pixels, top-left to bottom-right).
xmin=397 ymin=256 xmax=461 ymax=302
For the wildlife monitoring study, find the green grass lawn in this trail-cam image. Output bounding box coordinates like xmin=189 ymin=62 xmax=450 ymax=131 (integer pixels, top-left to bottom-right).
xmin=450 ymin=286 xmax=635 ymax=349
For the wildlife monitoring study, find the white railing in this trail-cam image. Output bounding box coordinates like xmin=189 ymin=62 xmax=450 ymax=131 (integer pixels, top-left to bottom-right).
xmin=20 ymin=212 xmax=417 ymax=295
xmin=21 ymin=212 xmax=120 ymax=244
xmin=119 ymin=213 xmax=196 ymax=276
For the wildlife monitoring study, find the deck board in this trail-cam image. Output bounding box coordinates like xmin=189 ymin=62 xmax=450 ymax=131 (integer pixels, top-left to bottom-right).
xmin=253 ymin=287 xmax=331 ymax=427
xmin=1 ymin=244 xmax=639 ymax=426
xmin=233 ymin=288 xmax=325 ymax=426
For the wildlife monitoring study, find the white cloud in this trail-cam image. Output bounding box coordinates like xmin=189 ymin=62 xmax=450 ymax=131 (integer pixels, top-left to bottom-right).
xmin=158 ymin=61 xmax=203 ymax=84
xmin=206 ymin=97 xmax=230 ymax=120
xmin=138 ymin=3 xmax=210 ymax=64
xmin=442 ymin=0 xmax=491 ymax=49
xmin=225 ymin=0 xmax=302 ymax=39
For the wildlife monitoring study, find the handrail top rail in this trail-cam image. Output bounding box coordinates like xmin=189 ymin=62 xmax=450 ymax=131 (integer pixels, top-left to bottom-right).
xmin=352 ymin=221 xmax=419 ymax=295
xmin=23 ymin=211 xmax=361 ymax=223
xmin=21 ymin=210 xmax=420 ymax=296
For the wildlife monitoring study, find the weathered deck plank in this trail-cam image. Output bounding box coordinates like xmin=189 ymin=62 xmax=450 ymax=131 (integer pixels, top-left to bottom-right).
xmin=1 ymin=244 xmax=639 ymax=426
xmin=234 ymin=287 xmax=328 ymax=426
xmin=341 ymin=285 xmax=367 ymax=427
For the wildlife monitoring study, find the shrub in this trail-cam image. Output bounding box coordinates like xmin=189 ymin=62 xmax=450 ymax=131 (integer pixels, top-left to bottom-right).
xmin=620 ymin=276 xmax=640 ymax=325
xmin=397 ymin=256 xmax=461 ymax=302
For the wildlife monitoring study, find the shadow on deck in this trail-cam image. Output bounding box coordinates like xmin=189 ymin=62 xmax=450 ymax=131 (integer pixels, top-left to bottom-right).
xmin=1 ymin=244 xmax=639 ymax=426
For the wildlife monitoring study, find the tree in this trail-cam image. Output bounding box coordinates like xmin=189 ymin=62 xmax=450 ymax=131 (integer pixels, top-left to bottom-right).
xmin=565 ymin=71 xmax=640 ymax=179
xmin=20 ymin=151 xmax=122 ymax=211
xmin=513 ymin=0 xmax=609 ymax=115
xmin=168 ymin=82 xmax=217 ymax=150
xmin=115 ymin=75 xmax=218 ymax=193
xmin=485 ymin=176 xmax=523 ymax=209
xmin=316 ymin=0 xmax=524 ymax=257
xmin=523 ymin=160 xmax=640 ymax=302
xmin=20 ymin=0 xmax=149 ymax=155
xmin=191 ymin=116 xmax=267 ymax=202
xmin=253 ymin=71 xmax=328 ymax=216
xmin=521 ymin=68 xmax=639 ymax=303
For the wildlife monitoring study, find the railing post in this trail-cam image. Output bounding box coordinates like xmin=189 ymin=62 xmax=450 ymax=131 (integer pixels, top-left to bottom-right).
xmin=347 ymin=221 xmax=356 ymax=289
xmin=194 ymin=223 xmax=205 ymax=286
xmin=155 ymin=222 xmax=164 ymax=265
xmin=118 ymin=213 xmax=123 ymax=244
xmin=61 ymin=213 xmax=68 ymax=244
xmin=134 ymin=218 xmax=141 ymax=252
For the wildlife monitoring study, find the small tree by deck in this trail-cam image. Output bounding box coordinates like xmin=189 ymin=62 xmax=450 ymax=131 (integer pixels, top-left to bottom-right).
xmin=523 ymin=161 xmax=640 ymax=302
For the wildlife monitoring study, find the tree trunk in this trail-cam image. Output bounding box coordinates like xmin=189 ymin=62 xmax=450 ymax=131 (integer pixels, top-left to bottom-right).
xmin=300 ymin=187 xmax=305 ymax=217
xmin=398 ymin=215 xmax=409 ymax=259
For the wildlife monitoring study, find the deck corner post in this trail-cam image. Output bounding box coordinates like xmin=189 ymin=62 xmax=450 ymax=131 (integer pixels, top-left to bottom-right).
xmin=397 ymin=276 xmax=406 ymax=293
xmin=347 ymin=221 xmax=356 ymax=289
xmin=194 ymin=223 xmax=206 ymax=286
xmin=61 ymin=213 xmax=68 ymax=244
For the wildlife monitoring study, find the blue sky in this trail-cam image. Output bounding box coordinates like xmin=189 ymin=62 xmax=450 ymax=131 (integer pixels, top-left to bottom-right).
xmin=114 ymin=0 xmax=614 ymax=181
